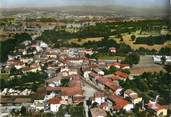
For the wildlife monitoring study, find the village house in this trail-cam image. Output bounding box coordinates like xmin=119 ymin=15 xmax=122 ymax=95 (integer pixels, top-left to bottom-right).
xmin=124 ymin=89 xmax=142 ymax=104
xmin=99 ymin=102 xmax=109 ymax=111
xmin=68 ymin=69 xmax=78 ymax=76
xmin=31 ymin=100 xmax=45 ymax=111
xmin=48 ymin=97 xmax=62 ymax=112
xmin=153 ymin=55 xmax=171 ymax=64
xmin=115 ymin=88 xmax=123 ymax=96
xmin=88 ymin=72 xmax=101 ymax=83
xmin=47 ymin=52 xmax=58 ymax=59
xmin=120 ymin=64 xmax=130 ymax=70
xmin=46 ymin=75 xmax=63 ymax=87
xmin=46 ymin=75 xmax=84 ymax=105
xmin=62 ymin=75 xmax=84 ymax=104
xmin=147 ymin=100 xmax=168 ymax=116
xmin=60 ymin=87 xmax=84 ymax=104
xmin=47 ymin=63 xmax=59 ymax=70
xmin=109 ymin=63 xmax=130 ymax=70
xmin=86 ymin=71 xmax=121 ymax=93
xmin=39 ymin=41 xmax=48 ymax=48
xmin=109 ymin=47 xmax=117 ymax=53
xmin=114 ymin=71 xmax=129 ymax=79
xmin=90 ymin=107 xmax=107 ymax=117
xmin=109 ymin=63 xmax=120 ymax=69
xmin=23 ymin=63 xmax=41 ymax=73
xmin=79 ymin=49 xmax=94 ymax=55
xmin=93 ymin=68 xmax=104 ymax=76
xmin=66 ymin=57 xmax=84 ymax=65
xmin=14 ymin=61 xmax=25 ymax=69
xmin=92 ymin=92 xmax=106 ymax=105
xmin=21 ymin=40 xmax=32 ymax=46
xmin=45 ymin=69 xmax=57 ymax=78
xmin=96 ymin=77 xmax=120 ymax=93
xmin=60 ymin=66 xmax=70 ymax=77
xmin=63 ymin=48 xmax=70 ymax=54
xmin=98 ymin=60 xmax=106 ymax=66
xmin=7 ymin=59 xmax=21 ymax=66
xmin=107 ymin=95 xmax=134 ymax=112
xmin=20 ymin=57 xmax=33 ymax=63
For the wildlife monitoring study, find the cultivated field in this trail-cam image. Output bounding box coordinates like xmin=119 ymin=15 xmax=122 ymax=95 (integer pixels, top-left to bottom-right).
xmin=112 ymin=32 xmax=171 ymax=51
xmin=66 ymin=37 xmax=102 ymax=45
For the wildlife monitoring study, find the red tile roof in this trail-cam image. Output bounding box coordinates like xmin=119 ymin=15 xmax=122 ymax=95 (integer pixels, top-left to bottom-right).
xmin=111 ymin=76 xmax=122 ymax=81
xmin=114 ymin=99 xmax=128 ymax=110
xmin=61 ymin=87 xmax=83 ymax=96
xmin=48 ymin=97 xmax=61 ymax=104
xmin=97 ymin=77 xmax=119 ymax=91
xmin=108 ymin=95 xmax=128 ymax=110
xmin=114 ymin=71 xmax=128 ymax=78
xmin=46 ymin=86 xmax=62 ymax=91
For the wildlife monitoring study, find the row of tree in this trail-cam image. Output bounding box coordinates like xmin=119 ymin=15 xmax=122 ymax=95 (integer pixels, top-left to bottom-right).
xmin=135 ymin=35 xmax=171 ymax=45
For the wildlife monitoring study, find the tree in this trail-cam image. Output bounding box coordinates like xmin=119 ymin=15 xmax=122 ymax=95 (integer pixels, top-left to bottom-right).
xmin=159 ymin=47 xmax=171 ymax=56
xmin=11 ymin=108 xmax=16 ymax=116
xmin=131 ymin=35 xmax=136 ymax=41
xmin=61 ymin=78 xmax=70 ymax=87
xmin=160 ymin=56 xmax=166 ymax=65
xmin=20 ymin=106 xmax=27 ymax=116
xmin=104 ymin=66 xmax=119 ymax=74
xmin=122 ymin=69 xmax=130 ymax=74
xmin=120 ymin=37 xmax=123 ymax=42
xmin=164 ymin=65 xmax=171 ymax=73
xmin=91 ymin=102 xmax=99 ymax=108
xmin=124 ymin=53 xmax=140 ymax=67
xmin=78 ymin=38 xmax=82 ymax=42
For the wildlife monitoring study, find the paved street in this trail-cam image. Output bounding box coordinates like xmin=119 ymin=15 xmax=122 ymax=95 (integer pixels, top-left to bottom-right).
xmin=82 ymin=81 xmax=97 ymax=100
xmin=82 ymin=78 xmax=97 ymax=117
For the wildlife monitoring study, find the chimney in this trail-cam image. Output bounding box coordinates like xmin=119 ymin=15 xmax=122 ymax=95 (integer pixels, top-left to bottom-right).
xmin=154 ymin=95 xmax=159 ymax=104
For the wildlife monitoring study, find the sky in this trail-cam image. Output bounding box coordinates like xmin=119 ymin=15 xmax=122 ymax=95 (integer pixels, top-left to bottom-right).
xmin=1 ymin=0 xmax=169 ymax=9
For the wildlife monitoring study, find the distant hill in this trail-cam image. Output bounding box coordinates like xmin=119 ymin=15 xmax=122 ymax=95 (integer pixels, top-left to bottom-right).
xmin=0 ymin=5 xmax=169 ymax=19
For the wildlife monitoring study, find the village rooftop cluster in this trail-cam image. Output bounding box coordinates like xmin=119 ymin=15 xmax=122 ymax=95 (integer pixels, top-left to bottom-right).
xmin=0 ymin=38 xmax=169 ymax=117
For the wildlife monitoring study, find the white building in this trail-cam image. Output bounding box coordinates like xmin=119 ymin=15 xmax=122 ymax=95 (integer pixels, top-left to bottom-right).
xmin=153 ymin=55 xmax=171 ymax=64
xmin=93 ymin=92 xmax=105 ymax=105
xmin=48 ymin=97 xmax=61 ymax=112
xmin=31 ymin=100 xmax=45 ymax=111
